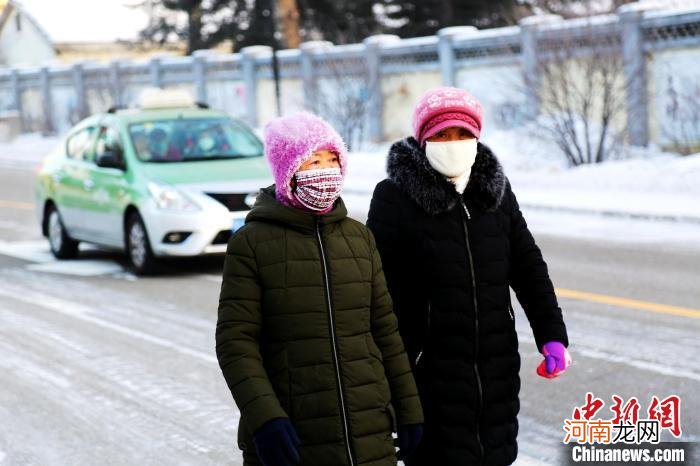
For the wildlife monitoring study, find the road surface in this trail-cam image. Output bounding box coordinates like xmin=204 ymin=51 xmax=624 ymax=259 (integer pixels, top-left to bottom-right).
xmin=0 ymin=166 xmax=698 ymax=465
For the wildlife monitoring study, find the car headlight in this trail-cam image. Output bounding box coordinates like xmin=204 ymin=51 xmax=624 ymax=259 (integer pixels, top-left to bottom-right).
xmin=148 ymin=182 xmax=200 ymax=212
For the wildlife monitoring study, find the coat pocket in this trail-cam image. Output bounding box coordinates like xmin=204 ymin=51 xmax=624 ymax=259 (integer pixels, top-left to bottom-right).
xmin=264 ymin=347 xmax=291 ymax=416
xmin=365 ymin=334 xmax=392 ymax=405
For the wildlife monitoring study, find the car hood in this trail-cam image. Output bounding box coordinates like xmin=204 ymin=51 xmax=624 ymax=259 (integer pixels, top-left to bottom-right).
xmin=139 ymin=157 xmax=272 ymax=192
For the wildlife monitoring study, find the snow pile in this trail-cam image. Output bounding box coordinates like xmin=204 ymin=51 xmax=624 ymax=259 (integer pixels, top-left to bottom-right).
xmin=508 ymin=154 xmax=700 ymax=221
xmin=487 ymin=123 xmax=700 ymax=221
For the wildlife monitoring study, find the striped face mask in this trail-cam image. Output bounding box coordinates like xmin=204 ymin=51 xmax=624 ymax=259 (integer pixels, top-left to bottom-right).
xmin=293 ymin=167 xmax=343 ymax=212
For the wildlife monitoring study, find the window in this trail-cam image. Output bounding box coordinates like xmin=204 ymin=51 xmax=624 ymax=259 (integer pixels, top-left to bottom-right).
xmin=15 ymin=13 xmax=21 ymax=32
xmin=128 ymin=117 xmax=263 ymax=163
xmin=94 ymin=126 xmax=123 ymax=163
xmin=66 ymin=127 xmax=96 ymax=161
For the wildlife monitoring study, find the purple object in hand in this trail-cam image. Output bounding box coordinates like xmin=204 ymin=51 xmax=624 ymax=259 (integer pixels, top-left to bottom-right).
xmin=537 ymin=341 xmax=571 ymax=379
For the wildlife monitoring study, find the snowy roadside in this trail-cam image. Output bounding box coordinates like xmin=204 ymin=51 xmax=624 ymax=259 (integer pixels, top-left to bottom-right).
xmin=343 ymin=128 xmax=700 ymax=224
xmin=0 ymin=133 xmax=60 ymax=170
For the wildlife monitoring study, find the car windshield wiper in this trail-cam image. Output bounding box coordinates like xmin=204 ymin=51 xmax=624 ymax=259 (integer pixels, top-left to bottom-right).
xmin=142 ymin=159 xmax=179 ymax=163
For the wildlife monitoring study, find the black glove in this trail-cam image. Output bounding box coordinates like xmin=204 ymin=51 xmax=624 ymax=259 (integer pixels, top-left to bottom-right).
xmin=252 ymin=417 xmax=301 ymax=466
xmin=397 ymin=423 xmax=424 ymax=460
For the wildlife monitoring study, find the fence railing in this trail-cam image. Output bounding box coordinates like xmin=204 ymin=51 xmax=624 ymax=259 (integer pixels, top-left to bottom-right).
xmin=0 ymin=4 xmax=699 ymax=147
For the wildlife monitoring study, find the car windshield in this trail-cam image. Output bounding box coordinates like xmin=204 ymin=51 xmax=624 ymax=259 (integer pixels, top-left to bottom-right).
xmin=128 ymin=118 xmax=263 ymax=163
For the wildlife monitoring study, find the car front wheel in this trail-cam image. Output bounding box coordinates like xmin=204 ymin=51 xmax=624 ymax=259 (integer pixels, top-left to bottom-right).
xmin=126 ymin=212 xmax=158 ymax=275
xmin=47 ymin=205 xmax=79 ymax=259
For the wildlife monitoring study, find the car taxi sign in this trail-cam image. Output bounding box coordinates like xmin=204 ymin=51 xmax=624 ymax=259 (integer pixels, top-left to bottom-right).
xmin=139 ymin=88 xmax=195 ymax=110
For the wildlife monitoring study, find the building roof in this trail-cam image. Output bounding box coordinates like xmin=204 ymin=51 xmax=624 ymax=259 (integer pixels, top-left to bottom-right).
xmin=0 ymin=0 xmax=53 ymax=46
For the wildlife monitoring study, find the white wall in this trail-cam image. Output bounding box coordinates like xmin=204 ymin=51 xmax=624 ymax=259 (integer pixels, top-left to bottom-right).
xmin=0 ymin=7 xmax=56 ymax=67
xmin=456 ymin=63 xmax=527 ymax=138
xmin=381 ymin=71 xmax=443 ymax=141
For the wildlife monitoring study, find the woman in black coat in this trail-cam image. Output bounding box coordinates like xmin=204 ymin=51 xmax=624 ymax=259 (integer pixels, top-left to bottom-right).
xmin=367 ymin=87 xmax=571 ymax=466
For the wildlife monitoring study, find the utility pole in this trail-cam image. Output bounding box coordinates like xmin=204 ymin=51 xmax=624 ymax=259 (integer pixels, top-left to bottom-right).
xmin=261 ymin=0 xmax=283 ymax=116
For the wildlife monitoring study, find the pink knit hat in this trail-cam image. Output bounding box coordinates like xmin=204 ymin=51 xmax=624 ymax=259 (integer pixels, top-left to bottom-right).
xmin=264 ymin=112 xmax=347 ymax=205
xmin=412 ymin=87 xmax=483 ymax=145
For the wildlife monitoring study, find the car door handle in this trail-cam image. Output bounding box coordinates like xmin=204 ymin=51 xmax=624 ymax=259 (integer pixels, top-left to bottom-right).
xmin=84 ymin=179 xmax=95 ymax=191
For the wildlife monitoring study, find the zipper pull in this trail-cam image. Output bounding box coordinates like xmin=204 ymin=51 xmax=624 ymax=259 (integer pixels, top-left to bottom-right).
xmin=461 ymin=201 xmax=471 ymax=220
xmin=415 ymin=350 xmax=424 ymax=366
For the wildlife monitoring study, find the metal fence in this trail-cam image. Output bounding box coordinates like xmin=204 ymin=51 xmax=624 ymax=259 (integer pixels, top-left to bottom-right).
xmin=0 ymin=4 xmax=699 ymax=149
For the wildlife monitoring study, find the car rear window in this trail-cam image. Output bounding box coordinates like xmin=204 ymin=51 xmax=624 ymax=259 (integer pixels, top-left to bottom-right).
xmin=128 ymin=118 xmax=263 ymax=163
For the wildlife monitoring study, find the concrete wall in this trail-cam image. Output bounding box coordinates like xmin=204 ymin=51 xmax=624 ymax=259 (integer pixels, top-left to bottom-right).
xmin=381 ymin=71 xmax=442 ymax=141
xmin=648 ymin=45 xmax=700 ymax=151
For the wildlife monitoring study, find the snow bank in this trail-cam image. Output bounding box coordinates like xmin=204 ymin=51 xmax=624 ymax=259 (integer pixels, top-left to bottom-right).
xmin=509 ymin=154 xmax=700 ymax=221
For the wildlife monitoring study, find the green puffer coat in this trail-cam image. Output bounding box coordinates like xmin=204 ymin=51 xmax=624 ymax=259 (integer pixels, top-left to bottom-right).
xmin=216 ymin=186 xmax=423 ymax=466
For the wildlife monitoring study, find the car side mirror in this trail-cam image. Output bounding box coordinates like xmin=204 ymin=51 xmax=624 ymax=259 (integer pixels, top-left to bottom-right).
xmin=97 ymin=148 xmax=125 ymax=170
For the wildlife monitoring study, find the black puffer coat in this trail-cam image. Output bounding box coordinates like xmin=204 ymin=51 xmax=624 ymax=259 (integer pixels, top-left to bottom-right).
xmin=366 ymin=137 xmax=569 ymax=466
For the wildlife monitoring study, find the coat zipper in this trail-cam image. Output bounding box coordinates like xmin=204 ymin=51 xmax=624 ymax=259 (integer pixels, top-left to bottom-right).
xmin=460 ymin=200 xmax=485 ymax=463
xmin=315 ymin=220 xmax=355 ymax=466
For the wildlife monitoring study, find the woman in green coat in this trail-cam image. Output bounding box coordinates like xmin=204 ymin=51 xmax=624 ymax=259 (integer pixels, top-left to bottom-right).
xmin=216 ymin=112 xmax=423 ymax=466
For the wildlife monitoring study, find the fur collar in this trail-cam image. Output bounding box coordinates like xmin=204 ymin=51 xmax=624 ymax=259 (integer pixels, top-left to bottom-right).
xmin=386 ymin=137 xmax=507 ymax=216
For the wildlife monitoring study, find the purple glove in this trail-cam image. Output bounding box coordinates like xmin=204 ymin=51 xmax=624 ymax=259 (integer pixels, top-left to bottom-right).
xmin=537 ymin=341 xmax=571 ymax=379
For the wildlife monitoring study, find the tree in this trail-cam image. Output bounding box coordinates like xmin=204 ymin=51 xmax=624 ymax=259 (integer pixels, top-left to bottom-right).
xmin=136 ymin=0 xmax=255 ymax=54
xmin=376 ymin=0 xmax=529 ymax=38
xmin=526 ymin=21 xmax=635 ymax=166
xmin=312 ymin=61 xmax=376 ymax=150
xmin=139 ymin=0 xmax=304 ymax=52
xmin=295 ymin=0 xmax=384 ymax=44
xmin=522 ymin=0 xmax=637 ymax=18
xmin=278 ymin=0 xmax=302 ymax=48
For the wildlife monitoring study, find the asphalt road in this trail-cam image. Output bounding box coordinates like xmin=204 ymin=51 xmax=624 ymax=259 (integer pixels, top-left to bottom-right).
xmin=1 ymin=166 xmax=698 ymax=465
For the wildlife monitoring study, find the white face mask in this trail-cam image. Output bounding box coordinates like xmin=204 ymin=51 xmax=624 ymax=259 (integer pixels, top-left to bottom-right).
xmin=424 ymin=139 xmax=478 ymax=178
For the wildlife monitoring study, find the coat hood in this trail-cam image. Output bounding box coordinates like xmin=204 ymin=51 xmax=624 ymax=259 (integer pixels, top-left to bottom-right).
xmin=246 ymin=185 xmax=348 ymax=233
xmin=386 ymin=137 xmax=506 ymax=215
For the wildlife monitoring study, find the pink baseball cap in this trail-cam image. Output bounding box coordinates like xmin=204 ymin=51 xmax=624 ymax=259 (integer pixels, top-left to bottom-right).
xmin=412 ymin=87 xmax=483 ymax=145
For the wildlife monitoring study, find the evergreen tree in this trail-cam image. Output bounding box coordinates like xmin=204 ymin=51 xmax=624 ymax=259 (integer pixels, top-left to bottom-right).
xmin=297 ymin=0 xmax=384 ymax=44
xmin=378 ymin=0 xmax=529 ymax=38
xmin=138 ymin=0 xmax=254 ymax=54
